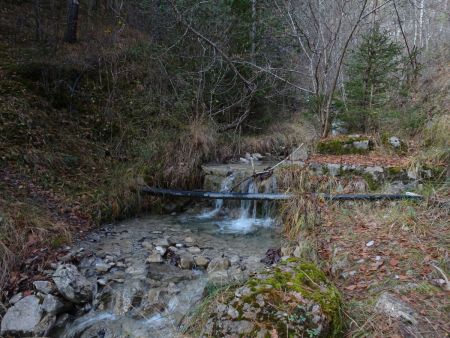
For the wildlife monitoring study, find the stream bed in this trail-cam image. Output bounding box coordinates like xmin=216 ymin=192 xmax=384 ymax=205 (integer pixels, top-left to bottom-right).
xmin=55 ymin=210 xmax=281 ymax=337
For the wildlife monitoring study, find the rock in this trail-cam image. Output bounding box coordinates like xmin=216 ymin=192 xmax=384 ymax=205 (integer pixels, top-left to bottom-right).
xmin=207 ymin=257 xmax=231 ymax=273
xmin=146 ymin=253 xmax=163 ymax=263
xmin=141 ymin=240 xmax=153 ymax=250
xmin=327 ymin=163 xmax=341 ymax=176
xmin=388 ymin=136 xmax=401 ymax=148
xmin=239 ymin=157 xmax=249 ymax=164
xmin=179 ymin=254 xmax=194 ymax=269
xmin=184 ymin=236 xmax=195 ymax=246
xmin=194 ymin=259 xmax=341 ymax=337
xmin=52 ymin=264 xmax=93 ymax=304
xmin=153 ymin=238 xmax=170 ymax=247
xmin=366 ymin=240 xmax=375 ymax=247
xmin=9 ymin=292 xmax=24 ymax=305
xmin=154 ymin=246 xmax=167 ymax=256
xmin=375 ymin=292 xmax=417 ymax=325
xmin=227 ymin=305 xmax=239 ymax=319
xmin=187 ymin=246 xmax=201 ymax=254
xmin=0 ymin=295 xmax=45 ymax=336
xmin=42 ymin=294 xmax=65 ymax=315
xmin=97 ymin=278 xmax=108 ymax=286
xmin=33 ymin=280 xmax=54 ymax=294
xmin=194 ymin=255 xmax=210 ymax=268
xmin=95 ymin=261 xmax=112 ymax=273
xmin=207 ymin=270 xmax=230 ymax=285
xmin=353 ymin=140 xmax=370 ymax=150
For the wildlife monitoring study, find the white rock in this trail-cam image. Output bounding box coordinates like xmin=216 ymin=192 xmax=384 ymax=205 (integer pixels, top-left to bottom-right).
xmin=154 ymin=246 xmax=167 ymax=256
xmin=52 ymin=264 xmax=93 ymax=304
xmin=388 ymin=136 xmax=401 ymax=148
xmin=366 ymin=240 xmax=375 ymax=247
xmin=239 ymin=157 xmax=249 ymax=164
xmin=353 ymin=140 xmax=370 ymax=150
xmin=0 ymin=295 xmax=44 ymax=336
xmin=375 ymin=292 xmax=417 ymax=325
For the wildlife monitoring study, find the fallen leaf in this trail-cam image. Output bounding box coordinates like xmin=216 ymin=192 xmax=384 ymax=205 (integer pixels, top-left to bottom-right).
xmin=390 ymin=258 xmax=399 ymax=267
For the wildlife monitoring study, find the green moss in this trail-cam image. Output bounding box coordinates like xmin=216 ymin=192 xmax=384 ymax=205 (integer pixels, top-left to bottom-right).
xmin=249 ymin=261 xmax=343 ymax=337
xmin=317 ymin=136 xmax=372 ymax=155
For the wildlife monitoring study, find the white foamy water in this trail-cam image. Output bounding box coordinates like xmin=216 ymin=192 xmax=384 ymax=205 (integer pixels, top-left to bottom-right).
xmin=198 ymin=174 xmax=278 ymax=233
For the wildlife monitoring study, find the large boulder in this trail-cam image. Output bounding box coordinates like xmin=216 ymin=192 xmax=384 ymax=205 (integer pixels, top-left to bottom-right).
xmin=52 ymin=264 xmax=93 ymax=304
xmin=0 ymin=295 xmax=49 ymax=337
xmin=192 ymin=259 xmax=342 ymax=337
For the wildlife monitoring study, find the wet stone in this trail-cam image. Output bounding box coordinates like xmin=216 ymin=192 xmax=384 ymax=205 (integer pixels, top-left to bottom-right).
xmin=207 ymin=257 xmax=231 ymax=273
xmin=146 ymin=253 xmax=163 ymax=263
xmin=194 ymin=255 xmax=209 ymax=268
xmin=187 ymin=246 xmax=201 ymax=254
xmin=153 ymin=238 xmax=170 ymax=247
xmin=179 ymin=254 xmax=194 ymax=270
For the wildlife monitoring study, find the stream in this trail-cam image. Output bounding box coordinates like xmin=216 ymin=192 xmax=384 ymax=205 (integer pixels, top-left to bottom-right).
xmin=54 ymin=173 xmax=281 ymax=337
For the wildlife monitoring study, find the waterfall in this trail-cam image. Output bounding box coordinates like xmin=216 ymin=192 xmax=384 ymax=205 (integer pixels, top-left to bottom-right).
xmin=198 ymin=173 xmax=235 ymax=218
xmin=198 ymin=172 xmax=277 ymax=233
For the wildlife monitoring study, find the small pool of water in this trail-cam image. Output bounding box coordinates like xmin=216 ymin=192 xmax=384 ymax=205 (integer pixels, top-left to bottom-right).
xmin=56 ymin=212 xmax=280 ymax=338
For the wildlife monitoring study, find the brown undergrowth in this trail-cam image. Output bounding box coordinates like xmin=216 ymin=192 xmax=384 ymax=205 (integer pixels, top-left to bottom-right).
xmin=313 ymin=194 xmax=449 ymax=336
xmin=276 ymin=163 xmax=449 ymax=337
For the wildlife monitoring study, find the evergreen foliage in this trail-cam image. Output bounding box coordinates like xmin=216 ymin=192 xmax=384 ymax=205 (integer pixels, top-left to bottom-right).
xmin=342 ymin=25 xmax=401 ymax=132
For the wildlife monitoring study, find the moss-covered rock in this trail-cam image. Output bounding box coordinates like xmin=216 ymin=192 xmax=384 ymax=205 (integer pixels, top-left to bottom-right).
xmin=317 ymin=135 xmax=373 ymax=155
xmin=192 ymin=259 xmax=342 ymax=337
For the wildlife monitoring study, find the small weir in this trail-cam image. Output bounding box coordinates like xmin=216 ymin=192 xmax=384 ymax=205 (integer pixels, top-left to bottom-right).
xmin=55 ymin=166 xmax=281 ymax=337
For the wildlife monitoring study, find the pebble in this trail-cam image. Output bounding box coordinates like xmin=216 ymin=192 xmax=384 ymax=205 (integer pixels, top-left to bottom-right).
xmin=179 ymin=254 xmax=194 ymax=269
xmin=146 ymin=253 xmax=163 ymax=263
xmin=194 ymin=256 xmax=210 ymax=268
xmin=366 ymin=240 xmax=375 ymax=247
xmin=153 ymin=238 xmax=170 ymax=247
xmin=187 ymin=246 xmax=201 ymax=254
xmin=184 ymin=237 xmax=195 ymax=246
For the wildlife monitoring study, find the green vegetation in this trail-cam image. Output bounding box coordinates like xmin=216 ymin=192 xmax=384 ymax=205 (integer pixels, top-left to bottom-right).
xmin=316 ymin=135 xmax=373 ymax=155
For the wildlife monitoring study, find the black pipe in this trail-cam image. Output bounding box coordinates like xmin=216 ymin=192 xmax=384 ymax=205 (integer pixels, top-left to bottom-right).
xmin=140 ymin=187 xmax=423 ymax=201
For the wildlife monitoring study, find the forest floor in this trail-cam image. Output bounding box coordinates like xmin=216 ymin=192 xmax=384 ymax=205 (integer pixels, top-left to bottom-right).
xmin=316 ymin=199 xmax=449 ymax=337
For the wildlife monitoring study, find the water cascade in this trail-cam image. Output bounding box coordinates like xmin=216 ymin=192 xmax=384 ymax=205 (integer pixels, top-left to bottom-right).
xmin=199 ymin=172 xmax=278 ymax=233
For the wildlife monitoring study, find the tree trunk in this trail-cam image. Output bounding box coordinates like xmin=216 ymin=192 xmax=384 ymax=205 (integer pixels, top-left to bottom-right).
xmin=65 ymin=0 xmax=80 ymax=43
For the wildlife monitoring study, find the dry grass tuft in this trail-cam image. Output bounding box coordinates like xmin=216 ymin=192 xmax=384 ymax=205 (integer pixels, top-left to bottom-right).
xmin=277 ymin=167 xmax=337 ymax=239
xmin=240 ymin=118 xmax=317 ymax=155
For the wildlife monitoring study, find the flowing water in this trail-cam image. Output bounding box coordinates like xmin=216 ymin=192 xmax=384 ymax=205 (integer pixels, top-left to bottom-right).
xmin=56 ymin=174 xmax=280 ymax=338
